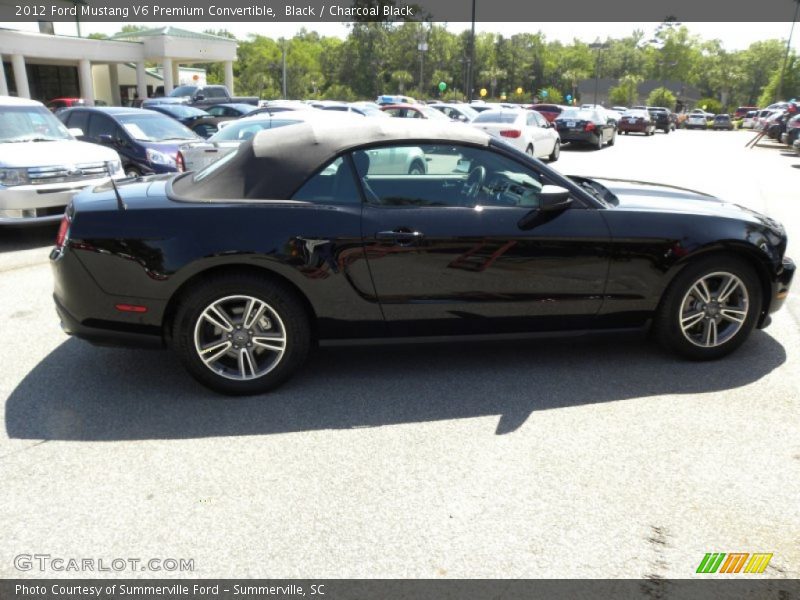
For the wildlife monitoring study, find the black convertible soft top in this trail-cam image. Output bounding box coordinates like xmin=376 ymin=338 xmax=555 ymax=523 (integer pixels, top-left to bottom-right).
xmin=170 ymin=118 xmax=492 ymax=201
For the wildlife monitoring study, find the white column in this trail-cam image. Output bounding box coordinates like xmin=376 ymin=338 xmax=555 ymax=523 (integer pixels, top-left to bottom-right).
xmin=172 ymin=61 xmax=180 ymax=87
xmin=78 ymin=59 xmax=94 ymax=106
xmin=11 ymin=54 xmax=29 ymax=99
xmin=224 ymin=61 xmax=234 ymax=95
xmin=108 ymin=64 xmax=121 ymax=106
xmin=135 ymin=62 xmax=147 ymax=100
xmin=161 ymin=58 xmax=173 ymax=95
xmin=0 ymin=55 xmax=8 ymax=96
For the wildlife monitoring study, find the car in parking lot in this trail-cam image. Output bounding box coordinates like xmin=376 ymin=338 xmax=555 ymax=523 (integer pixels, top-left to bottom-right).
xmin=742 ymin=110 xmax=759 ymax=129
xmin=712 ymin=114 xmax=734 ymax=130
xmin=380 ymin=104 xmax=452 ymax=120
xmin=58 ymin=106 xmax=201 ymax=177
xmin=429 ymin=103 xmax=479 ymax=122
xmin=142 ymin=103 xmax=231 ymax=138
xmin=0 ymin=96 xmax=123 ymax=224
xmin=648 ymin=107 xmax=675 ymax=133
xmin=50 ymin=118 xmax=794 ymax=395
xmin=527 ymin=103 xmax=564 ymax=122
xmin=780 ymin=114 xmax=800 ymax=146
xmin=203 ymin=103 xmax=259 ymax=118
xmin=554 ymin=107 xmax=616 ymax=149
xmin=617 ymin=109 xmax=655 ymax=135
xmin=685 ymin=113 xmax=709 ymax=129
xmin=471 ymin=108 xmax=560 ymax=161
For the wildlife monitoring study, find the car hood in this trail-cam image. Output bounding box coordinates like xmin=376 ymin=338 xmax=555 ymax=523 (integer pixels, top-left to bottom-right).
xmin=587 ymin=176 xmax=782 ymax=228
xmin=0 ymin=140 xmax=119 ymax=167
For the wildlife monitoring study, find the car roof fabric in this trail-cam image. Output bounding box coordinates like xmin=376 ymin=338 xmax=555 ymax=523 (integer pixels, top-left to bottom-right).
xmin=171 ymin=118 xmax=491 ymax=201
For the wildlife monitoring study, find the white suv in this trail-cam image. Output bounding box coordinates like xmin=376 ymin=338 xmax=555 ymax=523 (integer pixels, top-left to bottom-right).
xmin=0 ymin=96 xmax=123 ymax=225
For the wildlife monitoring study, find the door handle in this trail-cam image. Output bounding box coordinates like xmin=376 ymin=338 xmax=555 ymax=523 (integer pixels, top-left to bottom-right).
xmin=376 ymin=229 xmax=424 ymax=245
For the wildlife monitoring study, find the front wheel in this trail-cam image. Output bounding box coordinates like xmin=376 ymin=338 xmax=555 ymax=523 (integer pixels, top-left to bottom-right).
xmin=653 ymin=256 xmax=762 ymax=360
xmin=547 ymin=140 xmax=560 ymax=162
xmin=173 ymin=274 xmax=311 ymax=395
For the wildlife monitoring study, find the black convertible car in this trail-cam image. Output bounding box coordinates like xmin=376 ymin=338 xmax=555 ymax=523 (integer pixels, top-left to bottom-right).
xmin=51 ymin=119 xmax=794 ymax=395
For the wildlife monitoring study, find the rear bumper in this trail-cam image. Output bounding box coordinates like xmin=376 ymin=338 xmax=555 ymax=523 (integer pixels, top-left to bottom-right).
xmin=558 ymin=131 xmax=600 ymax=144
xmin=618 ymin=122 xmax=649 ymax=132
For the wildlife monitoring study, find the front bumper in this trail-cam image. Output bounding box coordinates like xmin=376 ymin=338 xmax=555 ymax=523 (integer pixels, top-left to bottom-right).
xmin=0 ymin=177 xmax=108 ymax=225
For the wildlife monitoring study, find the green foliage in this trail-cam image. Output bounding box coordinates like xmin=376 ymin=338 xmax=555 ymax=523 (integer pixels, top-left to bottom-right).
xmin=759 ymin=54 xmax=800 ymax=106
xmin=321 ymin=84 xmax=357 ymax=101
xmin=696 ymin=97 xmax=722 ymax=114
xmin=609 ymin=74 xmax=642 ymax=107
xmin=646 ymin=87 xmax=677 ymax=110
xmin=541 ymin=87 xmax=563 ymax=104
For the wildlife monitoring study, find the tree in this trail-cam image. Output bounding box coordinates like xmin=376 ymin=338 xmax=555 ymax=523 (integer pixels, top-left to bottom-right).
xmin=760 ymin=53 xmax=800 ymax=105
xmin=609 ymin=74 xmax=642 ymax=106
xmin=695 ymin=97 xmax=722 ymax=114
xmin=646 ymin=87 xmax=677 ymax=110
xmin=540 ymin=87 xmax=564 ymax=104
xmin=391 ymin=70 xmax=414 ymax=93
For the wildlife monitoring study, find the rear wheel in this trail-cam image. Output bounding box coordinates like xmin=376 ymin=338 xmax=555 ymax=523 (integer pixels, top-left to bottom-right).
xmin=173 ymin=274 xmax=311 ymax=395
xmin=608 ymin=130 xmax=616 ymax=146
xmin=547 ymin=140 xmax=560 ymax=162
xmin=595 ymin=134 xmax=603 ymax=150
xmin=653 ymin=256 xmax=762 ymax=360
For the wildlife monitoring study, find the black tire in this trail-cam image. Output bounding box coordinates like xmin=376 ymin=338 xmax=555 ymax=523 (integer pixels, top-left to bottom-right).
xmin=173 ymin=274 xmax=312 ymax=395
xmin=595 ymin=134 xmax=603 ymax=150
xmin=547 ymin=140 xmax=560 ymax=162
xmin=408 ymin=160 xmax=426 ymax=175
xmin=125 ymin=166 xmax=142 ymax=178
xmin=663 ymin=127 xmax=670 ymax=134
xmin=652 ymin=256 xmax=762 ymax=361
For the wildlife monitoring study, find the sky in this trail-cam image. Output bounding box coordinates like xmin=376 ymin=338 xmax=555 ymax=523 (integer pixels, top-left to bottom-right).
xmin=2 ymin=21 xmax=800 ymax=51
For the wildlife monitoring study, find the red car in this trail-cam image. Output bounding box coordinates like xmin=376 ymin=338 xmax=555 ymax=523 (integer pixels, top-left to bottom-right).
xmin=617 ymin=109 xmax=656 ymax=135
xmin=527 ymin=103 xmax=564 ymax=122
xmin=46 ymin=98 xmax=87 ymax=112
xmin=380 ymin=104 xmax=451 ymax=121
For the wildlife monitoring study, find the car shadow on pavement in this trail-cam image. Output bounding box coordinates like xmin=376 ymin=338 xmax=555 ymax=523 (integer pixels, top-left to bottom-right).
xmin=5 ymin=330 xmax=786 ymax=440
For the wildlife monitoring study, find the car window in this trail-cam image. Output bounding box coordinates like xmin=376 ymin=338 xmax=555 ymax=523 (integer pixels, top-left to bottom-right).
xmin=349 ymin=144 xmax=546 ymax=208
xmin=205 ymin=106 xmax=225 ymax=116
xmin=205 ymin=87 xmax=228 ymax=99
xmin=209 ymin=120 xmax=272 ymax=142
xmin=526 ymin=112 xmax=537 ymax=126
xmin=87 ymin=113 xmax=121 ymax=140
xmin=291 ymin=157 xmax=360 ymax=204
xmin=66 ymin=110 xmax=89 ymax=134
xmin=473 ymin=111 xmax=519 ymax=124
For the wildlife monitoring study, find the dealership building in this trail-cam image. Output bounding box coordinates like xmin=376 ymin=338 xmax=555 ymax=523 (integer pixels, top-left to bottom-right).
xmin=0 ymin=25 xmax=238 ymax=105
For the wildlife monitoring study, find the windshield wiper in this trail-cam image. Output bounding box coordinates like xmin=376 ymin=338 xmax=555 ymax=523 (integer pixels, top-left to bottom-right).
xmin=4 ymin=137 xmax=61 ymax=143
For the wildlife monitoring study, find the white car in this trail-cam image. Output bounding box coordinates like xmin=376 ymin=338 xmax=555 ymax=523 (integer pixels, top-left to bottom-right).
xmin=685 ymin=113 xmax=709 ymax=130
xmin=179 ymin=111 xmax=363 ymax=173
xmin=741 ymin=110 xmax=758 ymax=129
xmin=0 ymin=96 xmax=123 ymax=225
xmin=470 ymin=109 xmax=560 ymax=161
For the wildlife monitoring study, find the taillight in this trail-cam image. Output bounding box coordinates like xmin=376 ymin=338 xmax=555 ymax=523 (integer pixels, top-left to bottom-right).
xmin=55 ymin=212 xmax=71 ymax=251
xmin=584 ymin=122 xmax=596 ymax=132
xmin=176 ymin=151 xmax=185 ymax=173
xmin=500 ymin=129 xmax=521 ymax=138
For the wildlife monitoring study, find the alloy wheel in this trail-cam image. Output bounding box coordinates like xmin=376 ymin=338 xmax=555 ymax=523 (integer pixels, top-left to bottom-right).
xmin=678 ymin=272 xmax=749 ymax=348
xmin=193 ymin=295 xmax=287 ymax=380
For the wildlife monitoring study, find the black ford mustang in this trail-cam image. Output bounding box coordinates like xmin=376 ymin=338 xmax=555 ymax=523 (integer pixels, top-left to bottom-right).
xmin=51 ymin=119 xmax=794 ymax=395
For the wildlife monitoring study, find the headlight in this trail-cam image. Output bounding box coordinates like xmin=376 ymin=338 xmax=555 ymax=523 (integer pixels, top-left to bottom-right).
xmin=146 ymin=148 xmax=176 ymax=167
xmin=105 ymin=159 xmax=122 ymax=176
xmin=0 ymin=167 xmax=29 ymax=186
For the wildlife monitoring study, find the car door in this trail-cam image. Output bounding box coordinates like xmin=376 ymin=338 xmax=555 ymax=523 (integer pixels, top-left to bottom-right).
xmin=354 ymin=143 xmax=611 ymax=337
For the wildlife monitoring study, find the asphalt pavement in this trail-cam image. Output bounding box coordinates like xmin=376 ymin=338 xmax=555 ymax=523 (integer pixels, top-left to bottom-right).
xmin=1 ymin=128 xmax=798 ymax=579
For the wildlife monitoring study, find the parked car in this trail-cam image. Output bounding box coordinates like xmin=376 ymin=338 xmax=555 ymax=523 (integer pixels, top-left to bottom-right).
xmin=142 ymin=103 xmax=231 ymax=138
xmin=46 ymin=98 xmax=86 ymax=112
xmin=472 ymin=109 xmax=561 ymax=162
xmin=793 ymin=137 xmax=800 ymax=155
xmin=316 ymin=102 xmax=389 ymax=118
xmin=648 ymin=107 xmax=675 ymax=133
xmin=58 ymin=107 xmax=201 ymax=177
xmin=0 ymin=96 xmax=123 ymax=225
xmin=734 ymin=106 xmax=759 ymax=119
xmin=380 ymin=104 xmax=452 ymax=120
xmin=554 ymin=107 xmax=616 ymax=149
xmin=470 ymin=109 xmax=560 ymax=161
xmin=712 ymin=114 xmax=734 ymax=131
xmin=527 ymin=103 xmax=564 ymax=122
xmin=741 ymin=110 xmax=759 ymax=129
xmin=685 ymin=113 xmax=709 ymax=130
xmin=617 ymin=109 xmax=656 ymax=135
xmin=159 ymin=85 xmax=259 ymax=109
xmin=50 ymin=118 xmax=794 ymax=395
xmin=780 ymin=114 xmax=800 ymax=146
xmin=429 ymin=103 xmax=480 ymax=122
xmin=376 ymin=94 xmax=418 ymax=106
xmin=204 ymin=103 xmax=260 ymax=118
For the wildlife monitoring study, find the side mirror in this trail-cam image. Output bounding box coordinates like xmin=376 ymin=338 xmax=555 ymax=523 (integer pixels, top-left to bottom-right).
xmin=518 ymin=185 xmax=573 ymax=230
xmin=457 ymin=114 xmax=468 ymax=122
xmin=97 ymin=134 xmax=116 ymax=145
xmin=68 ymin=127 xmax=84 ymax=138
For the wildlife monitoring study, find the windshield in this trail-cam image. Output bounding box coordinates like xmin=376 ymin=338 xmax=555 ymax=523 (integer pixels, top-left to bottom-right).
xmin=170 ymin=86 xmax=198 ymax=97
xmin=154 ymin=105 xmax=208 ymax=119
xmin=0 ymin=105 xmax=73 ymax=143
xmin=117 ymin=113 xmax=198 ymax=142
xmin=473 ymin=110 xmax=520 ymax=124
xmin=209 ymin=119 xmax=273 ymax=142
xmin=559 ymin=108 xmax=596 ymax=120
xmin=421 ymin=106 xmax=450 ymax=120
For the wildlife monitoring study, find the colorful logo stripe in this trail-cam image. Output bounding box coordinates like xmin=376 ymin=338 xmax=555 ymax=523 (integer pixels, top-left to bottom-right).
xmin=696 ymin=553 xmax=772 ymax=574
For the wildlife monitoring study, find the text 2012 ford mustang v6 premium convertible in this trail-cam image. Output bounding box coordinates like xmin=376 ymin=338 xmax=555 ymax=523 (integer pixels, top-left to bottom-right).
xmin=51 ymin=119 xmax=794 ymax=395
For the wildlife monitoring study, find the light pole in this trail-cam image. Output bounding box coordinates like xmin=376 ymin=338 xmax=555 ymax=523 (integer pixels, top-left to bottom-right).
xmin=418 ymin=36 xmax=428 ymax=95
xmin=589 ymin=40 xmax=609 ymax=106
xmin=466 ymin=0 xmax=476 ymax=101
xmin=777 ymin=0 xmax=800 ymax=101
